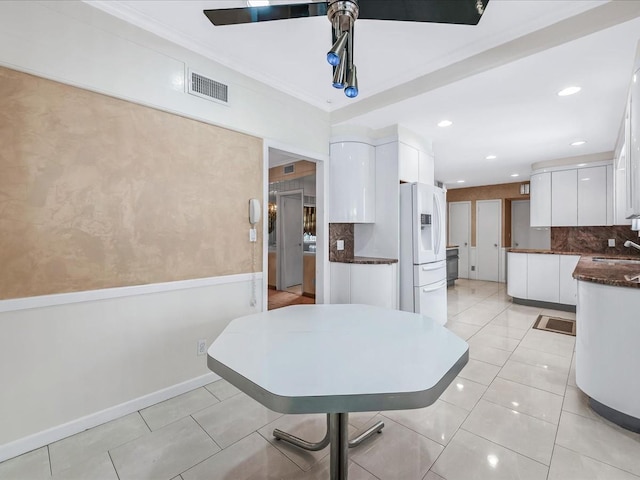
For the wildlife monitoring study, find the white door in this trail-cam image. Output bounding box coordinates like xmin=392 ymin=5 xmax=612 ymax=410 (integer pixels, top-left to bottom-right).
xmin=512 ymin=200 xmax=550 ymax=250
xmin=448 ymin=201 xmax=471 ymax=278
xmin=278 ymin=192 xmax=303 ymax=289
xmin=476 ymin=200 xmax=501 ymax=282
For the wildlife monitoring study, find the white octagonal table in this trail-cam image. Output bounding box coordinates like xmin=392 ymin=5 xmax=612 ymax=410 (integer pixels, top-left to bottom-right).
xmin=207 ymin=304 xmax=468 ymax=480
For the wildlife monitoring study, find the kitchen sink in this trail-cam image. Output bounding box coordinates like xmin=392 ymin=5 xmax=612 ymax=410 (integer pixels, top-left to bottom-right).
xmin=592 ymin=257 xmax=640 ymax=265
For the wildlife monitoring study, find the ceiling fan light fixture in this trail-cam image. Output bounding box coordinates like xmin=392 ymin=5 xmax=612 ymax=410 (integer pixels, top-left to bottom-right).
xmin=332 ymin=60 xmax=346 ymax=88
xmin=327 ymin=31 xmax=349 ymax=66
xmin=344 ymin=65 xmax=358 ymax=98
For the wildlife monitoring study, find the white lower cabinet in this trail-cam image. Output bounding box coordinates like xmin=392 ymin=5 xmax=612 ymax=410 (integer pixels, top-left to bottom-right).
xmin=330 ymin=262 xmax=398 ymax=309
xmin=507 ymin=252 xmax=580 ymax=306
xmin=559 ymin=255 xmax=581 ymax=305
xmin=506 ymin=252 xmax=527 ymax=299
xmin=329 ymin=263 xmax=351 ymax=304
xmin=527 ymin=254 xmax=560 ymax=303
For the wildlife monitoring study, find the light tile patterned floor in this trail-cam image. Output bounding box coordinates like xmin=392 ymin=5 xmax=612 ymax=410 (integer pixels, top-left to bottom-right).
xmin=2 ymin=279 xmax=639 ymax=480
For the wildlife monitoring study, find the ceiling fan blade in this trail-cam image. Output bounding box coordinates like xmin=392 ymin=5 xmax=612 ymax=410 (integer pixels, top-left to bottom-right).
xmin=204 ymin=2 xmax=329 ymax=26
xmin=357 ymin=0 xmax=488 ymax=26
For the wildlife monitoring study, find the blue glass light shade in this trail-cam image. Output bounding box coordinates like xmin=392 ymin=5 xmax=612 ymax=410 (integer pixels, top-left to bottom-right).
xmin=327 ymin=52 xmax=341 ymax=66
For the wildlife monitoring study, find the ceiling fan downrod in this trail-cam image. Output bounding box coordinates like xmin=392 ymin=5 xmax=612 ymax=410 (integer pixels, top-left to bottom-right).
xmin=327 ymin=0 xmax=359 ymax=98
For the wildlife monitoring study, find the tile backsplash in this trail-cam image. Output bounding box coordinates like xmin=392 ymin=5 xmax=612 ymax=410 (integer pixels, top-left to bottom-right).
xmin=551 ymin=226 xmax=640 ymax=255
xmin=329 ymin=223 xmax=354 ymax=262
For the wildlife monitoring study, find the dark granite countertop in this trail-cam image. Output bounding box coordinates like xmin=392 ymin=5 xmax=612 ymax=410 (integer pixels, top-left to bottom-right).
xmin=331 ymin=256 xmax=398 ymax=265
xmin=573 ymin=255 xmax=640 ymax=288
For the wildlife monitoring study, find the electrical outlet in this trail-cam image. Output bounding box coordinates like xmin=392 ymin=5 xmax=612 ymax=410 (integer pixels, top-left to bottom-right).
xmin=337 ymin=239 xmax=344 ymax=251
xmin=249 ymin=228 xmax=257 ymax=242
xmin=608 ymin=238 xmax=616 ymax=247
xmin=197 ymin=339 xmax=207 ymax=356
xmin=471 ymin=265 xmax=476 ymax=271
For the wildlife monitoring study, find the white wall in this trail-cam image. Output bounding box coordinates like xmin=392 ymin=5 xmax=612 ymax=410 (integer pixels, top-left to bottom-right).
xmin=0 ymin=1 xmax=329 ymax=154
xmin=0 ymin=276 xmax=262 ymax=460
xmin=0 ymin=0 xmax=329 ymax=458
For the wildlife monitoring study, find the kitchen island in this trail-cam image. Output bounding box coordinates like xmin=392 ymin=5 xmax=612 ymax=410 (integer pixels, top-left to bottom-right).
xmin=574 ymin=255 xmax=640 ymax=432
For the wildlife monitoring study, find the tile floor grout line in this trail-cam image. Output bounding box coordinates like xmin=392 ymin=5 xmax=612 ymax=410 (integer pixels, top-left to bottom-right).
xmin=47 ymin=444 xmax=52 ymax=477
xmin=258 ymin=431 xmax=309 ymax=475
xmin=107 ymin=450 xmax=122 ymax=480
xmin=485 ymin=375 xmax=566 ymax=401
xmin=548 ymin=426 xmax=640 ymax=479
xmin=545 ymin=348 xmax=574 ymax=480
xmin=138 ymin=408 xmax=153 ymax=433
xmin=458 ymin=425 xmax=552 ymax=470
xmin=476 ymin=395 xmax=561 ymax=427
xmin=188 ymin=414 xmax=223 ymax=452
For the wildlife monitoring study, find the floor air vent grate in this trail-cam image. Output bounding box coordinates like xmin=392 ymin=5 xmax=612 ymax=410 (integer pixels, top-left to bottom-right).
xmin=188 ymin=71 xmax=228 ymax=104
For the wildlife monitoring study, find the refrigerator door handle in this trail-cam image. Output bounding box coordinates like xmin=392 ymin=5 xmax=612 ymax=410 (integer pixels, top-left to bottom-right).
xmin=433 ymin=192 xmax=442 ymax=257
xmin=421 ymin=262 xmax=445 ymax=271
xmin=422 ymin=280 xmax=447 ymax=293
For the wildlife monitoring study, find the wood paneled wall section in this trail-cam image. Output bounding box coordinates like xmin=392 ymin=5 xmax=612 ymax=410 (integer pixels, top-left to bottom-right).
xmin=269 ymin=160 xmax=316 ymax=182
xmin=0 ymin=66 xmax=263 ymax=300
xmin=447 ymin=182 xmax=529 ymax=247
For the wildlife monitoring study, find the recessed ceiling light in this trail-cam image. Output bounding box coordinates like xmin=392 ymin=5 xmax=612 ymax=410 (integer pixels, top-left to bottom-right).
xmin=457 ymin=180 xmax=465 ymax=183
xmin=571 ymin=140 xmax=586 ymax=146
xmin=486 ymin=155 xmax=497 ymax=160
xmin=247 ymin=0 xmax=270 ymax=6
xmin=437 ymin=120 xmax=453 ymax=127
xmin=558 ymin=86 xmax=581 ymax=96
xmin=510 ymin=173 xmax=519 ymax=177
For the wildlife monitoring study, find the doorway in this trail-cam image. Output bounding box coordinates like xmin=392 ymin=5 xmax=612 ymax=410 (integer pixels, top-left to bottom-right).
xmin=476 ymin=199 xmax=501 ymax=282
xmin=448 ymin=201 xmax=471 ymax=279
xmin=266 ymin=151 xmax=318 ymax=310
xmin=277 ymin=190 xmax=303 ymax=290
xmin=512 ymin=200 xmax=550 ymax=249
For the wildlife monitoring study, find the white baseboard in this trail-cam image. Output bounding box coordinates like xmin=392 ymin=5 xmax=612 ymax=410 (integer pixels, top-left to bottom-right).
xmin=0 ymin=372 xmax=220 ymax=463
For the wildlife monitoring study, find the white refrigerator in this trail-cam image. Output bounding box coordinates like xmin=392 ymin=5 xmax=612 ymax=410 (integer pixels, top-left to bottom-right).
xmin=399 ymin=183 xmax=448 ymax=325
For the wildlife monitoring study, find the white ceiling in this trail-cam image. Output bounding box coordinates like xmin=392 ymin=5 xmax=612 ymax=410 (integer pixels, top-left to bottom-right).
xmin=87 ymin=0 xmax=640 ymax=188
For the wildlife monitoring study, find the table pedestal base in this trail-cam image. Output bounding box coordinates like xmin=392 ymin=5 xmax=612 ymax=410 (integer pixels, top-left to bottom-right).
xmin=273 ymin=413 xmax=384 ymax=480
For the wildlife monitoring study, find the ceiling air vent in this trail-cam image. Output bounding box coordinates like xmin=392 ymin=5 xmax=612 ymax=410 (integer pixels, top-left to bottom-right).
xmin=283 ymin=164 xmax=295 ymax=174
xmin=187 ymin=69 xmax=229 ymax=105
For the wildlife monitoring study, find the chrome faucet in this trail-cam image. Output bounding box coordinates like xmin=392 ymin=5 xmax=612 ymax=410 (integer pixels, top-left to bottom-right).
xmin=624 ymin=240 xmax=640 ymax=251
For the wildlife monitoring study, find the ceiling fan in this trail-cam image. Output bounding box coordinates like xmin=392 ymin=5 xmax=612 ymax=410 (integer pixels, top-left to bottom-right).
xmin=204 ymin=1 xmax=489 ymax=98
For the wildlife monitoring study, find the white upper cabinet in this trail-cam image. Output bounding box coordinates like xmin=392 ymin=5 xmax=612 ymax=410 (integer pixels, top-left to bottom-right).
xmin=531 ymin=162 xmax=613 ymax=227
xmin=329 ymin=141 xmax=376 ymax=223
xmin=398 ymin=142 xmax=434 ymax=185
xmin=398 ymin=143 xmax=420 ymax=184
xmin=530 ymin=172 xmax=551 ymax=227
xmin=418 ymin=150 xmax=435 ymax=186
xmin=552 ymin=169 xmax=578 ymax=226
xmin=577 ymin=165 xmax=608 ymax=226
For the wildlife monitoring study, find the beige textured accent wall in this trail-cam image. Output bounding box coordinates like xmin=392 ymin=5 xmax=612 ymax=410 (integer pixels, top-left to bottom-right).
xmin=0 ymin=67 xmax=262 ymax=300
